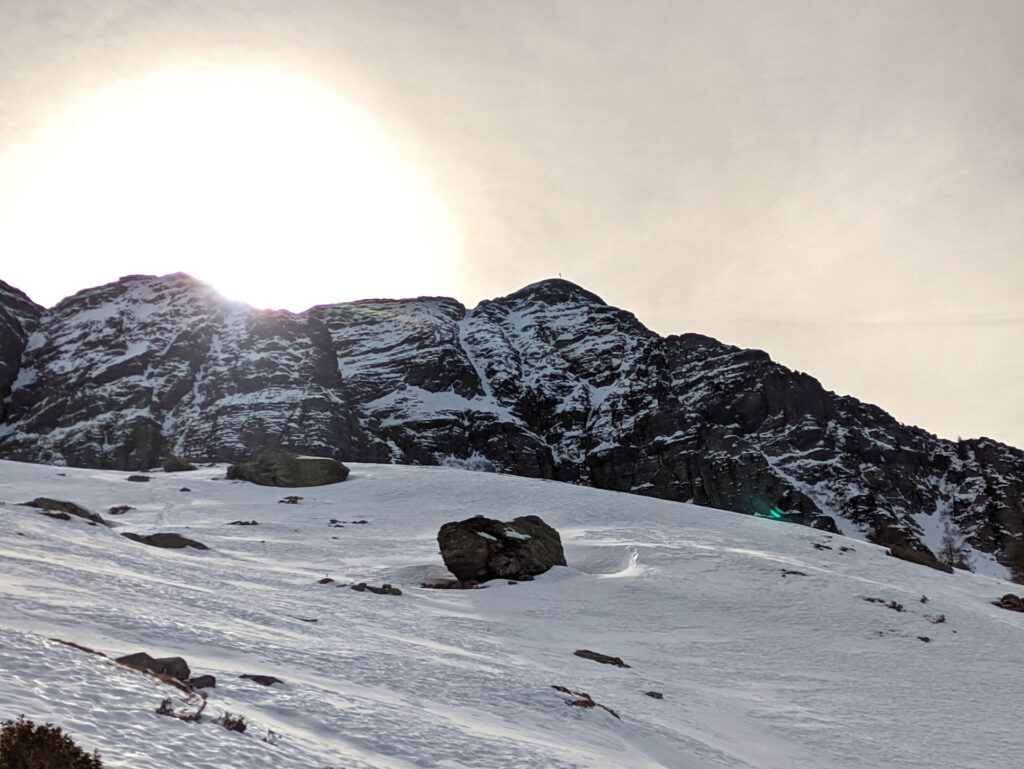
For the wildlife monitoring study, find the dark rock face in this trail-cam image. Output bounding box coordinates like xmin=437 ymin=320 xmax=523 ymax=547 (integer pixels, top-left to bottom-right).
xmin=226 ymin=450 xmax=349 ymax=487
xmin=438 ymin=514 xmax=567 ymax=582
xmin=121 ymin=532 xmax=209 ymax=550
xmin=0 ymin=280 xmax=43 ymax=423
xmin=115 ymin=652 xmax=191 ymax=681
xmin=2 ymin=273 xmax=1024 ymax=578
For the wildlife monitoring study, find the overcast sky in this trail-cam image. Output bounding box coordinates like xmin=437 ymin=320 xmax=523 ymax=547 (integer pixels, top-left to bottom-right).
xmin=1 ymin=0 xmax=1022 ymax=449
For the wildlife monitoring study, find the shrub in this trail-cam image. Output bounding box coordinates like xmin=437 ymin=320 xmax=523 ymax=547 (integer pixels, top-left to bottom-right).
xmin=217 ymin=713 xmax=246 ymax=733
xmin=0 ymin=715 xmax=103 ymax=769
xmin=154 ymin=693 xmax=206 ymax=722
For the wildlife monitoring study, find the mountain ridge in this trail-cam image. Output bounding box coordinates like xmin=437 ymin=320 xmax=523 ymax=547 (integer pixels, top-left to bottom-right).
xmin=1 ymin=272 xmax=1022 ymax=580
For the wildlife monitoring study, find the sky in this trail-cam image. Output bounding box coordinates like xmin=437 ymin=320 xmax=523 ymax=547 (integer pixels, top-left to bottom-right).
xmin=0 ymin=1 xmax=1022 ymax=449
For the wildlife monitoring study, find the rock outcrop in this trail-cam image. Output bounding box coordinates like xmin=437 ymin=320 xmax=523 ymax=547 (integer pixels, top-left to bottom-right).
xmin=25 ymin=497 xmax=105 ymax=525
xmin=438 ymin=514 xmax=567 ymax=582
xmin=2 ymin=273 xmax=1024 ymax=578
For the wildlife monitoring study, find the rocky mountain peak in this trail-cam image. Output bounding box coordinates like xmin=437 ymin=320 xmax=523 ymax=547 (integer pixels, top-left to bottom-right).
xmin=495 ymin=278 xmax=608 ymax=308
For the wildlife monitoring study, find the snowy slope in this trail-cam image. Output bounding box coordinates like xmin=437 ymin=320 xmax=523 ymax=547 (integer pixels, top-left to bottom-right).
xmin=1 ymin=459 xmax=1021 ymax=769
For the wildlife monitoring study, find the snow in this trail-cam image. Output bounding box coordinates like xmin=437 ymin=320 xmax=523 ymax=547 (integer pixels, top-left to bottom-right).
xmin=365 ymin=386 xmax=521 ymax=427
xmin=1 ymin=459 xmax=1023 ymax=769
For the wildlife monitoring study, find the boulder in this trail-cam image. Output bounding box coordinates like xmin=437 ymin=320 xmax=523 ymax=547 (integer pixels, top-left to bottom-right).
xmin=25 ymin=498 xmax=104 ymax=525
xmin=992 ymin=593 xmax=1024 ymax=612
xmin=437 ymin=514 xmax=566 ymax=583
xmin=116 ymin=652 xmax=191 ymax=681
xmin=189 ymin=674 xmax=217 ymax=689
xmin=162 ymin=454 xmax=197 ymax=472
xmin=226 ymin=450 xmax=349 ymax=487
xmin=122 ymin=532 xmax=209 ymax=550
xmin=887 ymin=544 xmax=954 ymax=574
xmin=240 ymin=673 xmax=282 ymax=686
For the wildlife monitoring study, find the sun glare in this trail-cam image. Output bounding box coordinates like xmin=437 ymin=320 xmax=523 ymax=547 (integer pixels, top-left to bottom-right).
xmin=0 ymin=66 xmax=458 ymax=310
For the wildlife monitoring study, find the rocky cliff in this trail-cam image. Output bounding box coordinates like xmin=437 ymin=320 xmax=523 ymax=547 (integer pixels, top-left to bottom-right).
xmin=2 ymin=273 xmax=1022 ymax=578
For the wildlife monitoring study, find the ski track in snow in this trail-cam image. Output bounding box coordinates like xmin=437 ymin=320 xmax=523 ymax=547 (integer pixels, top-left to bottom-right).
xmin=1 ymin=460 xmax=1022 ymax=768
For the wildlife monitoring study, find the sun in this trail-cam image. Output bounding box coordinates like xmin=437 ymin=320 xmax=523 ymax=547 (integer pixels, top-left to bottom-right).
xmin=0 ymin=65 xmax=459 ymax=310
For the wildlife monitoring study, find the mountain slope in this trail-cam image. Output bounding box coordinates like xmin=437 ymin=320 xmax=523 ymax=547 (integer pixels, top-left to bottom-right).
xmin=0 ymin=279 xmax=43 ymax=422
xmin=1 ymin=459 xmax=1022 ymax=769
xmin=0 ymin=273 xmax=1022 ymax=579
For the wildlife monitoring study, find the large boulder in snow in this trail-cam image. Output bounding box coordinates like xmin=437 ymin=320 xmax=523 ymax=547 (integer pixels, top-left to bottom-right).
xmin=115 ymin=652 xmax=191 ymax=681
xmin=227 ymin=450 xmax=349 ymax=487
xmin=437 ymin=514 xmax=566 ymax=583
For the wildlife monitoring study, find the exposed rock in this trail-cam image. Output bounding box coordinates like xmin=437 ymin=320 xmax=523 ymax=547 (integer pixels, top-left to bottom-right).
xmin=0 ymin=279 xmax=43 ymax=424
xmin=121 ymin=532 xmax=209 ymax=550
xmin=350 ymin=582 xmax=402 ymax=595
xmin=188 ymin=674 xmax=216 ymax=689
xmin=437 ymin=514 xmax=567 ymax=583
xmin=644 ymin=691 xmax=664 ymax=699
xmin=278 ymin=496 xmax=302 ymax=504
xmin=992 ymin=593 xmax=1024 ymax=612
xmin=227 ymin=520 xmax=258 ymax=526
xmin=107 ymin=505 xmax=133 ymax=515
xmin=162 ymin=454 xmax=197 ymax=472
xmin=317 ymin=577 xmax=335 ymax=584
xmin=127 ymin=475 xmax=150 ymax=483
xmin=179 ymin=487 xmax=191 ymax=492
xmin=239 ymin=674 xmax=282 ymax=686
xmin=116 ymin=652 xmax=191 ymax=681
xmin=25 ymin=497 xmax=104 ymax=525
xmin=227 ymin=450 xmax=349 ymax=487
xmin=419 ymin=580 xmax=489 ymax=590
xmin=574 ymin=649 xmax=631 ymax=668
xmin=886 ymin=544 xmax=954 ymax=574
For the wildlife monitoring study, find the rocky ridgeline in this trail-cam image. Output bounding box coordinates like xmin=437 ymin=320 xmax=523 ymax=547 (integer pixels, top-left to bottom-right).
xmin=1 ymin=273 xmax=1023 ymax=577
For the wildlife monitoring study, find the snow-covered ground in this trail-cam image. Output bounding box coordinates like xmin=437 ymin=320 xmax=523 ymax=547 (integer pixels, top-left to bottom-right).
xmin=1 ymin=459 xmax=1021 ymax=769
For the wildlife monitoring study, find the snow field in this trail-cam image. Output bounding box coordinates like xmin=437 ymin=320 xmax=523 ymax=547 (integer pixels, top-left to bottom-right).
xmin=1 ymin=459 xmax=1022 ymax=768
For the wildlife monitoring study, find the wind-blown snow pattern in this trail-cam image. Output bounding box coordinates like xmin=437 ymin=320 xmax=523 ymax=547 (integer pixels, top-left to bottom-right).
xmin=1 ymin=460 xmax=1022 ymax=768
xmin=1 ymin=273 xmax=1023 ymax=579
